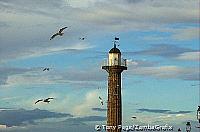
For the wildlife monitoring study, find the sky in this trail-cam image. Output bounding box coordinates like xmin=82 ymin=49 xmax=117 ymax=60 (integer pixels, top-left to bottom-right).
xmin=0 ymin=0 xmax=199 ymax=131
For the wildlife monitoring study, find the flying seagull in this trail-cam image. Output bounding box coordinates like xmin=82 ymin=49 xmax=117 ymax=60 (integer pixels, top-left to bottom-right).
xmin=43 ymin=68 xmax=50 ymax=71
xmin=99 ymin=96 xmax=104 ymax=105
xmin=50 ymin=27 xmax=68 ymax=40
xmin=35 ymin=97 xmax=54 ymax=104
xmin=79 ymin=37 xmax=85 ymax=40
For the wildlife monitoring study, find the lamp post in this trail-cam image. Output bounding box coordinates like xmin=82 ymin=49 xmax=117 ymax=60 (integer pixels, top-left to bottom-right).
xmin=186 ymin=122 xmax=191 ymax=132
xmin=197 ymin=106 xmax=200 ymax=123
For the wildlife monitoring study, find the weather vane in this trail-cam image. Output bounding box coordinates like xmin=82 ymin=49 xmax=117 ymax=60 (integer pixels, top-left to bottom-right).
xmin=113 ymin=37 xmax=120 ymax=47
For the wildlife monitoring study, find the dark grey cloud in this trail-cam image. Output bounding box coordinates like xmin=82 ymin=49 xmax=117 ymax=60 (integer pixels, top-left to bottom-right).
xmin=61 ymin=69 xmax=106 ymax=82
xmin=0 ymin=21 xmax=10 ymax=28
xmin=133 ymin=44 xmax=196 ymax=58
xmin=0 ymin=66 xmax=106 ymax=87
xmin=138 ymin=108 xmax=170 ymax=113
xmin=92 ymin=107 xmax=107 ymax=112
xmin=0 ymin=67 xmax=40 ymax=86
xmin=137 ymin=108 xmax=193 ymax=114
xmin=167 ymin=111 xmax=193 ymax=114
xmin=0 ymin=108 xmax=72 ymax=127
xmin=0 ymin=122 xmax=94 ymax=132
xmin=126 ymin=0 xmax=145 ymax=3
xmin=0 ymin=0 xmax=65 ymax=18
xmin=0 ymin=67 xmax=27 ymax=85
xmin=0 ymin=107 xmax=13 ymax=110
xmin=0 ymin=76 xmax=8 ymax=85
xmin=181 ymin=73 xmax=200 ymax=81
xmin=63 ymin=116 xmax=106 ymax=125
xmin=65 ymin=116 xmax=106 ymax=122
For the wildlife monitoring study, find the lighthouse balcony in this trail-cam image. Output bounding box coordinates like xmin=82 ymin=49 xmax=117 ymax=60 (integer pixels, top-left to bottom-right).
xmin=102 ymin=58 xmax=127 ymax=67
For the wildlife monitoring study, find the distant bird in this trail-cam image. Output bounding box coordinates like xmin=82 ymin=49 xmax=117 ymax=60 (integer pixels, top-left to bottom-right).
xmin=43 ymin=68 xmax=50 ymax=71
xmin=99 ymin=96 xmax=104 ymax=106
xmin=35 ymin=97 xmax=54 ymax=104
xmin=131 ymin=116 xmax=137 ymax=119
xmin=79 ymin=37 xmax=85 ymax=40
xmin=50 ymin=27 xmax=68 ymax=40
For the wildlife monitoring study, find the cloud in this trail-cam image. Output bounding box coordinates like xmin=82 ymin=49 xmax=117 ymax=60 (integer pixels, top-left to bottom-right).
xmin=60 ymin=68 xmax=106 ymax=82
xmin=0 ymin=108 xmax=72 ymax=127
xmin=0 ymin=66 xmax=106 ymax=87
xmin=73 ymin=90 xmax=100 ymax=116
xmin=0 ymin=0 xmax=198 ymax=63
xmin=134 ymin=44 xmax=196 ymax=58
xmin=137 ymin=108 xmax=192 ymax=114
xmin=175 ymin=51 xmax=200 ymax=61
xmin=64 ymin=116 xmax=106 ymax=125
xmin=172 ymin=27 xmax=199 ymax=40
xmin=127 ymin=59 xmax=157 ymax=67
xmin=167 ymin=111 xmax=193 ymax=114
xmin=0 ymin=108 xmax=14 ymax=111
xmin=138 ymin=108 xmax=170 ymax=114
xmin=92 ymin=108 xmax=107 ymax=112
xmin=128 ymin=61 xmax=199 ymax=81
xmin=0 ymin=67 xmax=38 ymax=86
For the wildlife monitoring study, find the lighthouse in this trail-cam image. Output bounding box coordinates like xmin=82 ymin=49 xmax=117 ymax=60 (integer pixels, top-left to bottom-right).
xmin=102 ymin=39 xmax=127 ymax=132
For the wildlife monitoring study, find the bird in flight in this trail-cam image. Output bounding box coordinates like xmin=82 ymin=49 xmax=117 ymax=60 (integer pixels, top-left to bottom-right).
xmin=35 ymin=97 xmax=54 ymax=104
xmin=99 ymin=96 xmax=104 ymax=106
xmin=43 ymin=68 xmax=50 ymax=71
xmin=79 ymin=37 xmax=85 ymax=40
xmin=50 ymin=27 xmax=68 ymax=40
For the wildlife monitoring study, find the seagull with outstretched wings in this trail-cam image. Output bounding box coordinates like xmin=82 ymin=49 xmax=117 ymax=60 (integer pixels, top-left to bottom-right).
xmin=43 ymin=68 xmax=50 ymax=71
xmin=35 ymin=97 xmax=54 ymax=104
xmin=50 ymin=27 xmax=68 ymax=40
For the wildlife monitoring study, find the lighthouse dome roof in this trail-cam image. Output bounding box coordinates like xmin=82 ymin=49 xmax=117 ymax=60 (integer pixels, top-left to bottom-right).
xmin=109 ymin=45 xmax=121 ymax=54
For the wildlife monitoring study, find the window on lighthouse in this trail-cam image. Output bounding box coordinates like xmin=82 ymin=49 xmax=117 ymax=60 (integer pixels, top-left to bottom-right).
xmin=114 ymin=58 xmax=117 ymax=65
